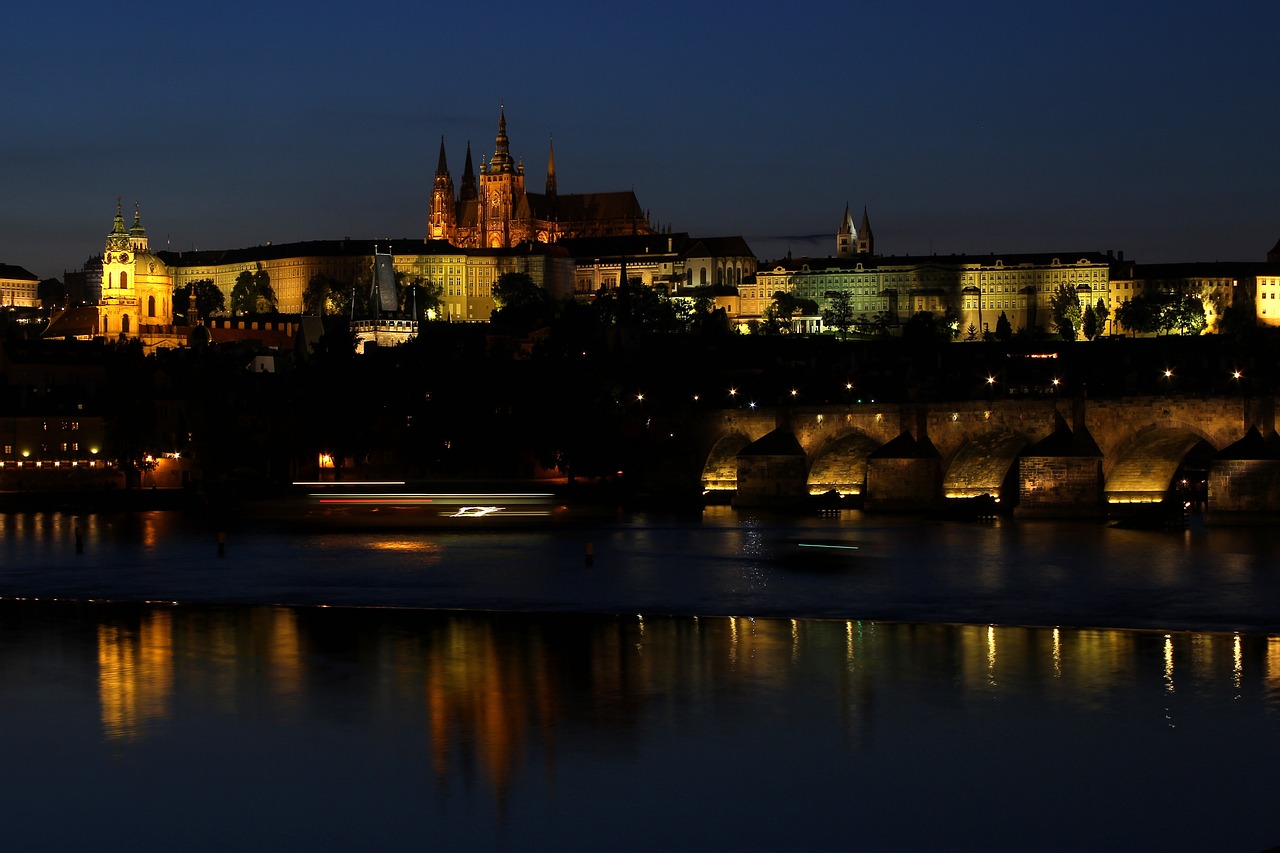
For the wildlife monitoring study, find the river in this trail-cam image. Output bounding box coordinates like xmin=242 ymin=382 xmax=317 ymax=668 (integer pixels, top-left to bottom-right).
xmin=2 ymin=507 xmax=1279 ymax=850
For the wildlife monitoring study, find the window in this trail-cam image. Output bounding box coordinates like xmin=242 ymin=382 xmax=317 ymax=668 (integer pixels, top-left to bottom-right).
xmin=121 ymin=314 xmax=130 ymax=333
xmin=148 ymin=295 xmax=156 ymax=317
xmin=120 ymin=271 xmax=128 ymax=288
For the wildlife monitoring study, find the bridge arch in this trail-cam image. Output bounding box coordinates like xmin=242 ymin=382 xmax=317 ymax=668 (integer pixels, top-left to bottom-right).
xmin=701 ymin=431 xmax=754 ymax=495
xmin=1105 ymin=423 xmax=1217 ymax=504
xmin=942 ymin=430 xmax=1030 ymax=501
xmin=807 ymin=429 xmax=881 ymax=496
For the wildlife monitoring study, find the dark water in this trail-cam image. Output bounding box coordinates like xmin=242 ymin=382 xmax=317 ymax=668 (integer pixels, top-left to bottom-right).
xmin=5 ymin=508 xmax=1280 ymax=630
xmin=4 ymin=508 xmax=1280 ymax=850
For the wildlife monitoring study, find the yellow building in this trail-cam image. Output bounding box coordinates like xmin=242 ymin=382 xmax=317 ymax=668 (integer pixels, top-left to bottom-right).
xmin=162 ymin=238 xmax=574 ymax=321
xmin=98 ymin=202 xmax=175 ymax=339
xmin=0 ymin=264 xmax=39 ymax=307
xmin=753 ymin=252 xmax=1113 ymax=336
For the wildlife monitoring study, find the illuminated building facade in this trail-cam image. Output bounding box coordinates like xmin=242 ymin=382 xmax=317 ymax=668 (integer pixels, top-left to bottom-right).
xmin=163 ymin=238 xmax=574 ymax=321
xmin=751 ymin=250 xmax=1114 ymax=336
xmin=427 ymin=107 xmax=655 ymax=248
xmin=0 ymin=263 xmax=39 ymax=307
xmin=98 ymin=203 xmax=174 ymax=338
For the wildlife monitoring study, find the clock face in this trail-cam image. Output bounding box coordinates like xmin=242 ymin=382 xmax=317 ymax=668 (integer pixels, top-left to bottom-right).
xmin=119 ymin=253 xmax=129 ymax=265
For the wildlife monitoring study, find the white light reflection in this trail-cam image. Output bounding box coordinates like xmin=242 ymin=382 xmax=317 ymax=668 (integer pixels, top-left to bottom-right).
xmin=1234 ymin=633 xmax=1243 ymax=698
xmin=791 ymin=619 xmax=799 ymax=663
xmin=1052 ymin=627 xmax=1062 ymax=678
xmin=987 ymin=625 xmax=997 ymax=686
xmin=729 ymin=616 xmax=738 ymax=665
xmin=1164 ymin=634 xmax=1177 ymax=729
xmin=846 ymin=621 xmax=854 ymax=669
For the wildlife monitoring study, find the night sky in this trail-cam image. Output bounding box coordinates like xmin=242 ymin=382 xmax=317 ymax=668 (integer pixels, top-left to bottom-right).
xmin=6 ymin=0 xmax=1279 ymax=280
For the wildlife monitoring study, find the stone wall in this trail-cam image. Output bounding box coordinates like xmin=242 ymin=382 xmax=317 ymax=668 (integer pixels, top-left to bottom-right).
xmin=1017 ymin=457 xmax=1104 ymax=517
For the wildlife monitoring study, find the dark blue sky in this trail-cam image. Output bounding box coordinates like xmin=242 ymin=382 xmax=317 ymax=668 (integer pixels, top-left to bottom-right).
xmin=6 ymin=0 xmax=1279 ymax=279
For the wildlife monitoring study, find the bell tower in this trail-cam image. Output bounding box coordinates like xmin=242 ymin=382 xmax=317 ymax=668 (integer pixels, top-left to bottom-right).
xmin=479 ymin=105 xmax=526 ymax=248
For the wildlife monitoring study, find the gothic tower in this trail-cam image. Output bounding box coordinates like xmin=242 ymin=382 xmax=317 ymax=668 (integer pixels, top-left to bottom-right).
xmin=856 ymin=207 xmax=874 ymax=255
xmin=427 ymin=137 xmax=456 ymax=240
xmin=478 ymin=105 xmax=527 ymax=248
xmin=837 ymin=204 xmax=857 ymax=258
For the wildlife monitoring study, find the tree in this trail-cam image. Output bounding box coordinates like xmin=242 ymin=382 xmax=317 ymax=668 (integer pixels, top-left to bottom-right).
xmin=761 ymin=291 xmax=801 ymax=334
xmin=1081 ymin=303 xmax=1099 ymax=341
xmin=1169 ymin=294 xmax=1207 ymax=335
xmin=901 ymin=310 xmax=951 ymax=343
xmin=995 ymin=311 xmax=1013 ymax=341
xmin=1050 ymin=284 xmax=1082 ymax=341
xmin=1114 ymin=291 xmax=1205 ymax=336
xmin=253 ymin=267 xmax=277 ymax=313
xmin=492 ymin=271 xmax=552 ymax=330
xmin=174 ymin=278 xmax=224 ymax=322
xmin=230 ymin=271 xmax=255 ymax=315
xmin=822 ymin=291 xmax=856 ymax=340
xmin=1093 ymin=298 xmax=1110 ymax=337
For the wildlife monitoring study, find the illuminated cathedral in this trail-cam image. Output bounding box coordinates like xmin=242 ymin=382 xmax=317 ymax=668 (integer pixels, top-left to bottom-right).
xmin=427 ymin=107 xmax=655 ymax=248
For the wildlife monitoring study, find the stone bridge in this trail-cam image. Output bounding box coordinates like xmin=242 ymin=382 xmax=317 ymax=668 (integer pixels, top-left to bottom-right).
xmin=695 ymin=394 xmax=1280 ymax=519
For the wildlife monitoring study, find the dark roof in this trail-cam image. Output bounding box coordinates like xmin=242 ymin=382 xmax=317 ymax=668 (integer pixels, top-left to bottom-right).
xmin=1216 ymin=426 xmax=1280 ymax=460
xmin=42 ymin=307 xmax=99 ymax=338
xmin=1122 ymin=261 xmax=1280 ymax=280
xmin=868 ymin=431 xmax=940 ymax=459
xmin=684 ymin=236 xmax=755 ymax=259
xmin=0 ymin=264 xmax=39 ymax=282
xmin=738 ymin=427 xmax=806 ymax=458
xmin=530 ymin=190 xmax=645 ymax=223
xmin=157 ymin=237 xmax=567 ymax=269
xmin=558 ymin=233 xmax=693 ymax=259
xmin=1023 ymin=413 xmax=1102 ymax=457
xmin=763 ymin=251 xmax=1118 ymax=273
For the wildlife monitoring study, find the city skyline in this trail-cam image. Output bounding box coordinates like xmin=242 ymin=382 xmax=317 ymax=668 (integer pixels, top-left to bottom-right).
xmin=6 ymin=0 xmax=1279 ymax=281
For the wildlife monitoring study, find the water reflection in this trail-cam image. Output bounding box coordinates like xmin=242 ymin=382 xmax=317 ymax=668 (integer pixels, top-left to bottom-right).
xmin=0 ymin=601 xmax=1273 ymax=848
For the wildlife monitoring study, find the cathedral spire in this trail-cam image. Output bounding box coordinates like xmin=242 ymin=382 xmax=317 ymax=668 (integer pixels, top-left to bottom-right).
xmin=490 ymin=103 xmax=514 ymax=173
xmin=545 ymin=138 xmax=557 ymax=198
xmin=460 ymin=140 xmax=477 ymax=202
xmin=435 ymin=136 xmax=449 ymax=177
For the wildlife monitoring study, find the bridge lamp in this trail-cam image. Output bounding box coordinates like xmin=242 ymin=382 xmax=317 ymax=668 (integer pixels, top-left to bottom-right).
xmin=1052 ymin=378 xmax=1060 ymax=387
xmin=790 ymin=389 xmax=798 ymax=397
xmin=1232 ymin=370 xmax=1242 ymax=381
xmin=636 ymin=393 xmax=644 ymax=402
xmin=845 ymin=382 xmax=853 ymax=390
xmin=749 ymin=401 xmax=757 ymax=409
xmin=1163 ymin=369 xmax=1174 ymax=379
xmin=728 ymin=388 xmax=737 ymax=397
xmin=986 ymin=376 xmax=996 ymax=386
xmin=692 ymin=394 xmax=700 ymax=402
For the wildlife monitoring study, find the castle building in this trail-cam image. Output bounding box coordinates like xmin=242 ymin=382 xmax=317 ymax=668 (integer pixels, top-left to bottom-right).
xmin=427 ymin=107 xmax=654 ymax=248
xmin=747 ymin=207 xmax=1113 ymax=335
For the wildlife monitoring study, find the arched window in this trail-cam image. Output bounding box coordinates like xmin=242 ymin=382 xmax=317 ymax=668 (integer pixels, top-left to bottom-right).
xmin=699 ymin=268 xmax=707 ymax=286
xmin=148 ymin=296 xmax=156 ymax=317
xmin=120 ymin=271 xmax=128 ymax=289
xmin=121 ymin=314 xmax=130 ymax=333
xmin=102 ymin=315 xmax=109 ymax=333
